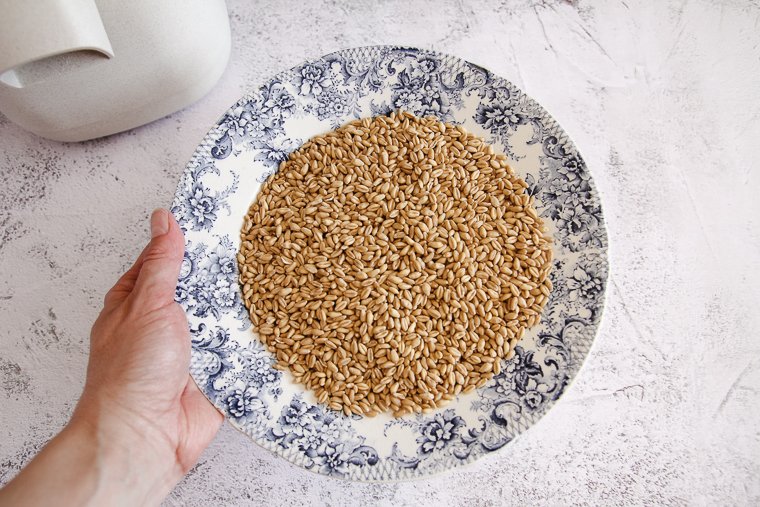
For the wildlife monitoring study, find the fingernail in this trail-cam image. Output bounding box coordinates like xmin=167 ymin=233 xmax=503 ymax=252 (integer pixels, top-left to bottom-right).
xmin=150 ymin=208 xmax=169 ymax=238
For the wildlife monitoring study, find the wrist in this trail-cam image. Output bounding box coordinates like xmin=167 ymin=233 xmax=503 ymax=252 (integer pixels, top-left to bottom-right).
xmin=67 ymin=401 xmax=183 ymax=505
xmin=0 ymin=414 xmax=181 ymax=507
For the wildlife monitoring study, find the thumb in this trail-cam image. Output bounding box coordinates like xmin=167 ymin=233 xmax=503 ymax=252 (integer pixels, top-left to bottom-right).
xmin=131 ymin=209 xmax=185 ymax=310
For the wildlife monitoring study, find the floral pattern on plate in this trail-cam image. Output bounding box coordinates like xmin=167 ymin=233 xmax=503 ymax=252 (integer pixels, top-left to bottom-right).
xmin=172 ymin=46 xmax=608 ymax=480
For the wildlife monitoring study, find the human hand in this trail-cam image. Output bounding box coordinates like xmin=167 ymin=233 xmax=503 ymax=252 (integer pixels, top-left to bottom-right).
xmin=0 ymin=209 xmax=223 ymax=507
xmin=72 ymin=208 xmax=223 ymax=496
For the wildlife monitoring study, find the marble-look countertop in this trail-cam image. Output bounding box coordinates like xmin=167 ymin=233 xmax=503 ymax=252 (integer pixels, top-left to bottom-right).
xmin=1 ymin=0 xmax=758 ymax=505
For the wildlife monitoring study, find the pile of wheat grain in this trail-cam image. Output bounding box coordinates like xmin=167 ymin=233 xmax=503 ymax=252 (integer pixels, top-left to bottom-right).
xmin=238 ymin=111 xmax=552 ymax=417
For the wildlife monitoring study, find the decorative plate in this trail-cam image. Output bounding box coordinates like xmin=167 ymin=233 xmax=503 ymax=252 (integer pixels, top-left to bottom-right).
xmin=171 ymin=46 xmax=608 ymax=481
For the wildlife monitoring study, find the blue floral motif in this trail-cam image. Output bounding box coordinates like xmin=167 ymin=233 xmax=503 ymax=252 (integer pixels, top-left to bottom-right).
xmin=263 ymin=82 xmax=297 ymax=121
xmin=452 ymin=419 xmax=512 ymax=460
xmin=316 ymin=90 xmax=358 ymax=123
xmin=172 ymin=162 xmax=238 ymax=232
xmin=326 ymin=51 xmax=385 ymax=91
xmin=233 ymin=347 xmax=281 ymax=393
xmin=294 ymin=61 xmax=334 ymax=97
xmin=473 ymin=84 xmax=539 ymax=148
xmin=416 ymin=409 xmax=465 ymax=455
xmin=567 ymin=263 xmax=605 ymax=306
xmin=473 ymin=90 xmax=605 ymax=253
xmin=505 ymin=346 xmax=544 ymax=395
xmin=430 ymin=319 xmax=581 ymax=464
xmin=265 ymin=397 xmax=379 ymax=477
xmin=224 ymin=96 xmax=279 ymax=142
xmin=477 ymin=85 xmax=512 ymax=103
xmin=185 ymin=184 xmax=217 ymax=229
xmin=190 ymin=324 xmax=232 ymax=383
xmin=190 ymin=320 xmax=281 ymax=412
xmin=522 ymin=138 xmax=605 ymax=252
xmin=474 ymin=320 xmax=579 ymax=422
xmin=174 ymin=46 xmax=609 ymax=480
xmin=224 ymin=386 xmax=267 ymax=423
xmin=175 ymin=236 xmax=248 ymax=324
xmin=214 ymin=81 xmax=297 ymax=160
xmin=211 ymin=131 xmax=233 ymax=160
xmin=474 ymin=103 xmax=527 ymax=133
xmin=548 ymin=254 xmax=608 ymax=322
xmin=382 ymin=53 xmax=467 ymax=120
xmin=391 ymin=72 xmax=451 ymax=117
xmin=252 ymin=136 xmax=301 ymax=171
xmin=209 ymin=246 xmax=235 ymax=276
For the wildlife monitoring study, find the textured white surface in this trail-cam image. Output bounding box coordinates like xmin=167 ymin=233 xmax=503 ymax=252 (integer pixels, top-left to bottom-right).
xmin=1 ymin=0 xmax=759 ymax=505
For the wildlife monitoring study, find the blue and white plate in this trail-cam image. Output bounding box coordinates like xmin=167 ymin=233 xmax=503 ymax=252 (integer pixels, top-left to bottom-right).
xmin=172 ymin=46 xmax=608 ymax=481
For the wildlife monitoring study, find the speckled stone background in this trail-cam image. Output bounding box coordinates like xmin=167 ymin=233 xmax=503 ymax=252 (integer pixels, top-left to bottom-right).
xmin=1 ymin=0 xmax=759 ymax=505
